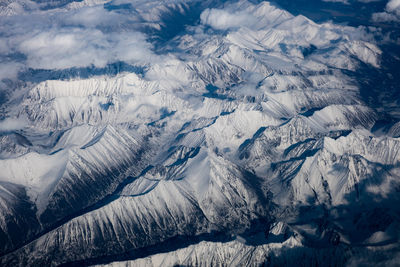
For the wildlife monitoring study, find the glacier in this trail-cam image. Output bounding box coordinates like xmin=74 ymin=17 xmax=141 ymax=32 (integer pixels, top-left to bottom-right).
xmin=0 ymin=0 xmax=400 ymax=266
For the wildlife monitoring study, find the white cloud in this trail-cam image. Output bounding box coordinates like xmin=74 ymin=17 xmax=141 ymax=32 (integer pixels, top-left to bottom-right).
xmin=200 ymin=8 xmax=257 ymax=30
xmin=0 ymin=0 xmax=389 ymax=83
xmin=64 ymin=6 xmax=121 ymax=28
xmin=17 ymin=28 xmax=154 ymax=69
xmin=0 ymin=117 xmax=28 ymax=131
xmin=372 ymin=11 xmax=399 ymax=21
xmin=372 ymin=0 xmax=400 ymax=22
xmin=387 ymin=0 xmax=400 ymax=12
xmin=0 ymin=1 xmax=157 ymax=77
xmin=0 ymin=61 xmax=23 ymax=81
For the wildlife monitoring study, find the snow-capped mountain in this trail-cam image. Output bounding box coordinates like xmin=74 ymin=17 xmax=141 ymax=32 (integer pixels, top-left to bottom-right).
xmin=0 ymin=0 xmax=399 ymax=266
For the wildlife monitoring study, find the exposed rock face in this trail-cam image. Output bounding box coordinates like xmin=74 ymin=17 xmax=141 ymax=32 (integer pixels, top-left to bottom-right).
xmin=0 ymin=0 xmax=399 ymax=266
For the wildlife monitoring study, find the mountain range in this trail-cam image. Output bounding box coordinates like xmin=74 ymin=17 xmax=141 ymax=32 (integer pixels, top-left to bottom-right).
xmin=0 ymin=0 xmax=400 ymax=266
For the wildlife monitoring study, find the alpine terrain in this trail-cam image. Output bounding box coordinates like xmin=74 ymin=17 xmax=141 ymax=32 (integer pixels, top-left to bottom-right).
xmin=0 ymin=0 xmax=400 ymax=266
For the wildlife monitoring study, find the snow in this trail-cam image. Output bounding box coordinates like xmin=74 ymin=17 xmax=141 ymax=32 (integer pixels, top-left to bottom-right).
xmin=0 ymin=0 xmax=397 ymax=265
xmin=0 ymin=151 xmax=68 ymax=214
xmin=94 ymin=237 xmax=301 ymax=267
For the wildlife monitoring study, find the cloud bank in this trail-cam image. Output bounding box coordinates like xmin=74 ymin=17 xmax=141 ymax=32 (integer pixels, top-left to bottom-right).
xmin=0 ymin=1 xmax=158 ymax=82
xmin=372 ymin=0 xmax=400 ymax=22
xmin=17 ymin=29 xmax=153 ymax=69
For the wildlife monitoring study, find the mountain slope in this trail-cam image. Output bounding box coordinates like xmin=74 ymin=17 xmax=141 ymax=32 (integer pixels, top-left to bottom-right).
xmin=0 ymin=0 xmax=399 ymax=266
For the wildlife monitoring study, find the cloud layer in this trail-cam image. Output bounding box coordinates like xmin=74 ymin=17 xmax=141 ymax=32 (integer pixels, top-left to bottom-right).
xmin=0 ymin=0 xmax=393 ymax=91
xmin=0 ymin=1 xmax=159 ymax=81
xmin=373 ymin=0 xmax=400 ymax=22
xmin=17 ymin=28 xmax=153 ymax=69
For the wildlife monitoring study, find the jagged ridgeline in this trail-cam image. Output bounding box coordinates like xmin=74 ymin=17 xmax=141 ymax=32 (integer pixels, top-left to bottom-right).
xmin=0 ymin=0 xmax=399 ymax=266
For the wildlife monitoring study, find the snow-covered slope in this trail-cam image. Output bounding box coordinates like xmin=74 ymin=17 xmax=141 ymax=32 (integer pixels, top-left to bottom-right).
xmin=95 ymin=235 xmax=400 ymax=267
xmin=0 ymin=0 xmax=399 ymax=266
